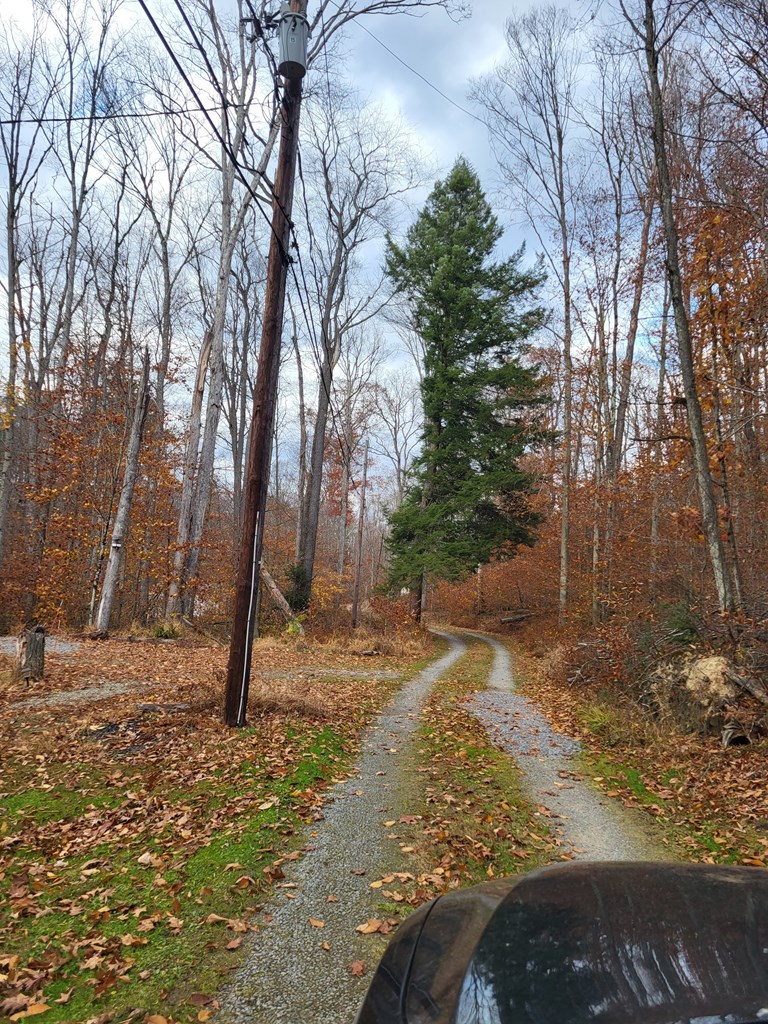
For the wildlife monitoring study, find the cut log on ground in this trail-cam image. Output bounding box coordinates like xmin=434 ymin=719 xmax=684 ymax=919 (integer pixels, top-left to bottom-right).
xmin=499 ymin=611 xmax=535 ymax=624
xmin=15 ymin=626 xmax=46 ymax=682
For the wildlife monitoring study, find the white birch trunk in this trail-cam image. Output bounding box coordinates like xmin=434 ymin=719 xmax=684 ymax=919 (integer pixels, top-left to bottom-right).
xmin=93 ymin=351 xmax=151 ymax=635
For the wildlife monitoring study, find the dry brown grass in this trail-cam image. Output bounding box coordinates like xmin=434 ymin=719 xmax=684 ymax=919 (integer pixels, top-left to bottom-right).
xmin=247 ymin=675 xmax=329 ymax=720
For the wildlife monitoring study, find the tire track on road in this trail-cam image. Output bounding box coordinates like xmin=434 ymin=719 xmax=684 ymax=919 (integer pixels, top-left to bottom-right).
xmin=463 ymin=632 xmax=674 ymax=862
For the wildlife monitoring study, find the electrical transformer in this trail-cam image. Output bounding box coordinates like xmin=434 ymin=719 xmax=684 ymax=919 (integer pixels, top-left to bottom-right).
xmin=278 ymin=3 xmax=309 ymax=80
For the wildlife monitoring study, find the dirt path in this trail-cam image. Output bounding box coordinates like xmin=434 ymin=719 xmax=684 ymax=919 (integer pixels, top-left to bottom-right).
xmin=465 ymin=633 xmax=674 ymax=862
xmin=215 ymin=632 xmax=466 ymax=1024
xmin=216 ymin=630 xmax=671 ymax=1024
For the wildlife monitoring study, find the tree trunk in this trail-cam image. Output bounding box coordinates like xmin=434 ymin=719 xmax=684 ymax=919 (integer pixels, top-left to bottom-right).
xmin=351 ymin=439 xmax=369 ymax=628
xmin=0 ymin=191 xmax=19 ymax=567
xmin=640 ymin=0 xmax=735 ymax=613
xmin=292 ymin=322 xmax=307 ymax=562
xmin=337 ymin=453 xmax=350 ymax=575
xmin=296 ymin=244 xmax=344 ymax=595
xmin=14 ymin=626 xmax=45 ymax=683
xmin=177 ymin=116 xmax=281 ymax=619
xmin=92 ymin=351 xmax=151 ymax=635
xmin=558 ymin=260 xmax=573 ymax=626
xmin=166 ymin=330 xmax=212 ymax=618
xmin=261 ymin=565 xmax=304 ymax=633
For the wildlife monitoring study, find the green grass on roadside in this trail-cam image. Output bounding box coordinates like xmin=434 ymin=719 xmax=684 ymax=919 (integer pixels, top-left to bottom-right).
xmin=577 ymin=748 xmax=768 ymax=864
xmin=0 ymin=728 xmax=352 ymax=1023
xmin=0 ymin=674 xmax=415 ymax=1024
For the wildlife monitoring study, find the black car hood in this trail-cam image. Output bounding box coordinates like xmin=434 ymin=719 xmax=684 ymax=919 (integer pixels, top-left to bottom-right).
xmin=357 ymin=862 xmax=768 ymax=1024
xmin=452 ymin=862 xmax=768 ymax=1024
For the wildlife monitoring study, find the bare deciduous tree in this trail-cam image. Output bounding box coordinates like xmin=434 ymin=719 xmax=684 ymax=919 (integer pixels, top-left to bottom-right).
xmin=618 ymin=0 xmax=736 ymax=613
xmin=473 ymin=5 xmax=585 ymax=623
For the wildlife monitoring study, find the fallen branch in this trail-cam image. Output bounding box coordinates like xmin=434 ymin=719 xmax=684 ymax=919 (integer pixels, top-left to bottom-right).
xmin=181 ymin=617 xmax=227 ymax=648
xmin=725 ymin=667 xmax=768 ymax=707
xmin=261 ymin=566 xmax=304 ymax=635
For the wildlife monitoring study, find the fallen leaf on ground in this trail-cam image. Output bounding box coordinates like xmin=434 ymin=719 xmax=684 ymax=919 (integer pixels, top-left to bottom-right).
xmin=350 ymin=961 xmax=367 ymax=977
xmin=355 ymin=919 xmax=383 ymax=934
xmin=308 ymin=917 xmax=325 ymax=928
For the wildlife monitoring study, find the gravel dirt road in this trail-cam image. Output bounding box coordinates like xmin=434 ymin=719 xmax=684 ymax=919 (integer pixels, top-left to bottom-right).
xmin=216 ymin=630 xmax=672 ymax=1023
xmin=466 ymin=634 xmax=674 ymax=863
xmin=215 ymin=632 xmax=466 ymax=1024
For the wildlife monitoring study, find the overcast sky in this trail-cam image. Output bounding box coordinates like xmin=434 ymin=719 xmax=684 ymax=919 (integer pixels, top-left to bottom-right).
xmin=346 ymin=1 xmax=506 ymax=174
xmin=336 ymin=0 xmax=559 ymax=261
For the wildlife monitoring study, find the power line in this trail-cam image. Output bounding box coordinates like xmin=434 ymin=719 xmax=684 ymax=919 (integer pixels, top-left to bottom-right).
xmin=328 ymin=0 xmax=487 ymax=130
xmin=169 ymin=0 xmax=236 ymax=150
xmin=136 ymin=0 xmax=291 ymax=263
xmin=0 ymin=102 xmax=243 ymax=127
xmin=136 ymin=0 xmax=366 ymax=491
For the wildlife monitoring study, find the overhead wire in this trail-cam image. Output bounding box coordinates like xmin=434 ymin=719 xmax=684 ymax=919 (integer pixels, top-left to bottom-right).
xmin=136 ymin=0 xmax=291 ymax=264
xmin=134 ymin=0 xmax=378 ymax=493
xmin=0 ymin=103 xmax=244 ymax=127
xmin=168 ymin=0 xmax=236 ymax=151
xmin=325 ymin=0 xmax=488 ymax=129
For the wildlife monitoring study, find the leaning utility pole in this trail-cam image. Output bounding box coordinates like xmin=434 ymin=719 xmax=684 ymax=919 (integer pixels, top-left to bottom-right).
xmin=224 ymin=1 xmax=309 ymax=727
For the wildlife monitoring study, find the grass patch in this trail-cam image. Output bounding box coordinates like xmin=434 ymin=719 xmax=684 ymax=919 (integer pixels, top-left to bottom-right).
xmin=577 ymin=702 xmax=621 ymax=744
xmin=0 ymin=642 xmax=419 ymax=1022
xmin=579 ymin=752 xmax=663 ymax=807
xmin=0 ymin=740 xmax=346 ymax=1023
xmin=577 ymin=748 xmax=768 ymax=864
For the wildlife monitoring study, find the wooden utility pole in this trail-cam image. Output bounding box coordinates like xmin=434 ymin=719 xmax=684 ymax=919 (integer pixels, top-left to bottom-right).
xmin=351 ymin=439 xmax=369 ymax=629
xmin=224 ymin=1 xmax=308 ymax=727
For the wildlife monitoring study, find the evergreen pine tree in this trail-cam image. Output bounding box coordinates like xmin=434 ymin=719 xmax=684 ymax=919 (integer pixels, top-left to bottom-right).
xmin=385 ymin=159 xmax=549 ymax=606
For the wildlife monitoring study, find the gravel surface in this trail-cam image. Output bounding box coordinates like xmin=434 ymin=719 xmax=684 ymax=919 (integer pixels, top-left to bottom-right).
xmin=10 ymin=680 xmax=156 ymax=710
xmin=215 ymin=632 xmax=466 ymax=1024
xmin=0 ymin=636 xmax=81 ymax=655
xmin=466 ymin=635 xmax=674 ymax=863
xmin=217 ymin=629 xmax=673 ymax=1023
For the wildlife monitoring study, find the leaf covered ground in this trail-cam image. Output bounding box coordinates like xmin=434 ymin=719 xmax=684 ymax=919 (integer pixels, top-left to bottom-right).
xmin=511 ymin=640 xmax=768 ymax=867
xmin=0 ymin=633 xmax=427 ymax=1023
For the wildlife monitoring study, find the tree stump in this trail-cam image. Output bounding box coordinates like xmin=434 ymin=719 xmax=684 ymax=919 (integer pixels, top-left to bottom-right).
xmin=15 ymin=626 xmax=46 ymax=683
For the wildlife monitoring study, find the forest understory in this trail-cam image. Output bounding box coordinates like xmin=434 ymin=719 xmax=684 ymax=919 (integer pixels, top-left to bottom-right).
xmin=2 ymin=620 xmax=768 ymax=1022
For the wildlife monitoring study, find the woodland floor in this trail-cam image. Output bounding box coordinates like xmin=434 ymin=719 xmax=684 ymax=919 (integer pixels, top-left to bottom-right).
xmin=1 ymin=627 xmax=768 ymax=1024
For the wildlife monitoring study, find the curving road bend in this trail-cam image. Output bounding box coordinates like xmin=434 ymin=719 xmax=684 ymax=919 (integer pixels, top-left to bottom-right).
xmin=464 ymin=633 xmax=673 ymax=863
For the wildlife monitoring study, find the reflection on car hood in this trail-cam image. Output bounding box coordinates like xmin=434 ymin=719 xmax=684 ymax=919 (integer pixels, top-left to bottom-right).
xmin=454 ymin=862 xmax=768 ymax=1024
xmin=356 ymin=861 xmax=768 ymax=1024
